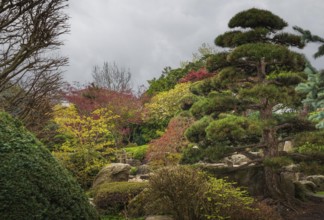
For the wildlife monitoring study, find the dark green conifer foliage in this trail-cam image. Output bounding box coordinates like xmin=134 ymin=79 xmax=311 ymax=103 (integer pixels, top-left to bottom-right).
xmin=0 ymin=112 xmax=99 ymax=220
xmin=185 ymin=8 xmax=310 ymax=202
xmin=293 ymin=26 xmax=324 ymax=58
xmin=228 ymin=8 xmax=287 ymax=30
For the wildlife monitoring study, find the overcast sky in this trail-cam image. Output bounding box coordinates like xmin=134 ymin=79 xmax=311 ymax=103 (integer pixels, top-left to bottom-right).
xmin=61 ymin=0 xmax=324 ymax=89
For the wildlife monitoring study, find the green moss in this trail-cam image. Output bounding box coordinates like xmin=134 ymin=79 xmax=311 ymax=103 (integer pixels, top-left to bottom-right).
xmin=0 ymin=112 xmax=99 ymax=220
xmin=316 ymin=191 xmax=324 ymax=195
xmin=93 ymin=182 xmax=148 ymax=215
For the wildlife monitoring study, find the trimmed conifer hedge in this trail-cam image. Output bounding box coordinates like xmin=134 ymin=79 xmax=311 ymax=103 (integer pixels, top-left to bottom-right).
xmin=0 ymin=112 xmax=99 ymax=220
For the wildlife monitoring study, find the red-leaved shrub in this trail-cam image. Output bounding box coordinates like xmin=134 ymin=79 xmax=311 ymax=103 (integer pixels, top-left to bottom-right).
xmin=179 ymin=68 xmax=213 ymax=83
xmin=146 ymin=116 xmax=194 ymax=166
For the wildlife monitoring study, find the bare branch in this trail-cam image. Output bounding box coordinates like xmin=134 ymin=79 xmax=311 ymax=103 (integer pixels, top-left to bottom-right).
xmin=0 ymin=0 xmax=69 ymax=134
xmin=92 ymin=61 xmax=132 ymax=93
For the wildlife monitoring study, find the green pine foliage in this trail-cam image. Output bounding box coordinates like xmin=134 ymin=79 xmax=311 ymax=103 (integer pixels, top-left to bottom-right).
xmin=228 ymin=8 xmax=287 ymax=30
xmin=185 ymin=8 xmax=307 ymax=163
xmin=0 ymin=112 xmax=99 ymax=220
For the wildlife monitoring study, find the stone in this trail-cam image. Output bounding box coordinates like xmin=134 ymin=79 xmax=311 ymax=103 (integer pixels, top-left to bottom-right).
xmin=126 ymin=159 xmax=141 ymax=167
xmin=92 ymin=163 xmax=131 ymax=188
xmin=139 ymin=174 xmax=150 ymax=180
xmin=222 ymin=153 xmax=251 ymax=166
xmin=283 ymin=141 xmax=293 ymax=152
xmin=306 ymin=175 xmax=324 ymax=191
xmin=298 ymin=180 xmax=317 ymax=192
xmin=283 ymin=164 xmax=299 ymax=172
xmin=137 ymin=164 xmax=151 ymax=175
xmin=197 ymin=162 xmax=227 ymax=168
xmin=282 ymin=164 xmax=301 ymax=181
xmin=146 ymin=216 xmax=173 ymax=220
xmin=128 ymin=175 xmax=148 ymax=182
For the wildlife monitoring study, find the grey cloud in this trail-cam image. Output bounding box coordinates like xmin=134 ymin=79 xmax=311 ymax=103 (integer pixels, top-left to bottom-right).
xmin=61 ymin=0 xmax=324 ymax=88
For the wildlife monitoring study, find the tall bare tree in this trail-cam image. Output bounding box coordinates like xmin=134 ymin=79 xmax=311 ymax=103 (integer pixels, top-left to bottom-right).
xmin=92 ymin=61 xmax=132 ymax=93
xmin=0 ymin=0 xmax=69 ymax=131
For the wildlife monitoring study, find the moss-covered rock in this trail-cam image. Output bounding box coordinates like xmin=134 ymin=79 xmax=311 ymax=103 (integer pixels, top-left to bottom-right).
xmin=92 ymin=182 xmax=148 ymax=215
xmin=0 ymin=112 xmax=98 ymax=220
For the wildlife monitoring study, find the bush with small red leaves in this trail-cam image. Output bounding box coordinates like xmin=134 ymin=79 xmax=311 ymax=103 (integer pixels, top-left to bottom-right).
xmin=146 ymin=116 xmax=194 ymax=166
xmin=179 ymin=68 xmax=214 ymax=83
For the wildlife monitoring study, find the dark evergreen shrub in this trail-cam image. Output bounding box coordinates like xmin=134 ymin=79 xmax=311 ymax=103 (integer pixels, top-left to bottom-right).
xmin=0 ymin=112 xmax=98 ymax=220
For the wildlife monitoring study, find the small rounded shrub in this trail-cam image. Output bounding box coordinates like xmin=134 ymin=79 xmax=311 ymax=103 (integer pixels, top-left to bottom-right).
xmin=92 ymin=182 xmax=148 ymax=215
xmin=135 ymin=166 xmax=260 ymax=220
xmin=294 ymin=130 xmax=324 ymax=154
xmin=130 ymin=166 xmax=138 ymax=175
xmin=124 ymin=145 xmax=148 ymax=162
xmin=0 ymin=112 xmax=99 ymax=219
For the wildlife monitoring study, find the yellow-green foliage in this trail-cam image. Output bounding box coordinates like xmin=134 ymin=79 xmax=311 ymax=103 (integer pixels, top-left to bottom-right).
xmin=294 ymin=130 xmax=324 ymax=154
xmin=52 ymin=104 xmax=119 ymax=188
xmin=140 ymin=166 xmax=257 ymax=220
xmin=143 ymin=82 xmax=192 ymax=124
xmin=124 ymin=145 xmax=148 ymax=161
xmin=0 ymin=112 xmax=99 ymax=219
xmin=53 ymin=104 xmax=118 ymax=147
xmin=204 ymin=177 xmax=255 ymax=220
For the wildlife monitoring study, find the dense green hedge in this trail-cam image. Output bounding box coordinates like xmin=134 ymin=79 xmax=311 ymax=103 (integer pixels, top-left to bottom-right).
xmin=0 ymin=112 xmax=99 ymax=220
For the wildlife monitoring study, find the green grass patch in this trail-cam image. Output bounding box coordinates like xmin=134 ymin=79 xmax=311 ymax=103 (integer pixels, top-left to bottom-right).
xmin=124 ymin=145 xmax=148 ymax=161
xmin=315 ymin=191 xmax=324 ymax=195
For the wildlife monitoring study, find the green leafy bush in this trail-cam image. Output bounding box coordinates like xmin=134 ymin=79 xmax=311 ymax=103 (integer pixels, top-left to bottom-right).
xmin=295 ymin=130 xmax=324 ymax=153
xmin=0 ymin=112 xmax=99 ymax=220
xmin=299 ymin=161 xmax=324 ymax=175
xmin=124 ymin=145 xmax=148 ymax=161
xmin=92 ymin=182 xmax=148 ymax=215
xmin=130 ymin=167 xmax=138 ymax=175
xmin=296 ymin=142 xmax=324 ymax=154
xmin=134 ymin=166 xmax=259 ymax=220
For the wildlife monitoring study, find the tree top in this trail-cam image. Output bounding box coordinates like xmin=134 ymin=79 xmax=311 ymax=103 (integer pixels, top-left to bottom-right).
xmin=229 ymin=8 xmax=287 ymax=31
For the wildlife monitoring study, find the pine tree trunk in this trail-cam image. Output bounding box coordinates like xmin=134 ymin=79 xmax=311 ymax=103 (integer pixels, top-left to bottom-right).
xmin=261 ymin=106 xmax=297 ymax=205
